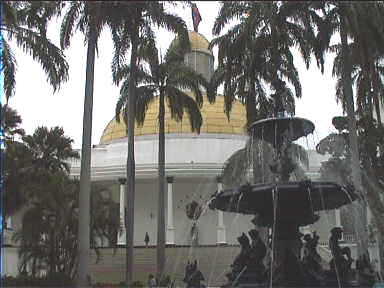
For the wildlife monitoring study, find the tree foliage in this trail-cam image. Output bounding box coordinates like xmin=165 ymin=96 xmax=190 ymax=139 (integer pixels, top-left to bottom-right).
xmin=1 ymin=1 xmax=68 ymax=101
xmin=13 ymin=171 xmax=120 ymax=279
xmin=110 ymin=2 xmax=192 ymax=280
xmin=114 ymin=39 xmax=207 ymax=134
xmin=209 ymin=1 xmax=326 ymax=126
xmin=3 ymin=108 xmax=120 ymax=279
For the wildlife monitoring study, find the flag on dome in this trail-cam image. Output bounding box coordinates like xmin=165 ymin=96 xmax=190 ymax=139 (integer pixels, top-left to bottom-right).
xmin=191 ymin=3 xmax=202 ymax=32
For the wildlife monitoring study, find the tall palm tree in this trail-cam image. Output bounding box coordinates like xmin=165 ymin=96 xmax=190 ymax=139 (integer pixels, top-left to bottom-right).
xmin=110 ymin=2 xmax=190 ymax=283
xmin=1 ymin=1 xmax=68 ymax=101
xmin=209 ymin=1 xmax=325 ymax=186
xmin=209 ymin=1 xmax=325 ymax=115
xmin=114 ymin=38 xmax=207 ymax=278
xmin=60 ymin=2 xmax=132 ymax=285
xmin=318 ymin=1 xmax=384 ymax=259
xmin=209 ymin=1 xmax=332 ymax=243
xmin=330 ymin=2 xmax=384 ymax=125
xmin=332 ymin=42 xmax=384 ymax=123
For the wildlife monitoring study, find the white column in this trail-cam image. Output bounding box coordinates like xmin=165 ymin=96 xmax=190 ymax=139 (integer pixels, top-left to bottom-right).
xmin=367 ymin=206 xmax=372 ymax=225
xmin=118 ymin=178 xmax=126 ymax=245
xmin=6 ymin=216 xmax=12 ymax=229
xmin=335 ymin=208 xmax=343 ymax=240
xmin=166 ymin=176 xmax=175 ymax=245
xmin=216 ymin=176 xmax=226 ymax=244
xmin=335 ymin=209 xmax=342 ymax=227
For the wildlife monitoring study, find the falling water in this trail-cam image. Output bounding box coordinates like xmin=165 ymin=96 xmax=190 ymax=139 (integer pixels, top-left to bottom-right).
xmin=236 ymin=191 xmax=244 ymax=213
xmin=318 ymin=176 xmax=342 ymax=288
xmin=306 ymin=131 xmax=345 ymax=288
xmin=269 ymin=186 xmax=278 ymax=288
xmin=259 ymin=138 xmax=265 ymax=183
xmin=306 ymin=186 xmax=314 ymax=219
xmin=341 ymin=187 xmax=366 ymax=256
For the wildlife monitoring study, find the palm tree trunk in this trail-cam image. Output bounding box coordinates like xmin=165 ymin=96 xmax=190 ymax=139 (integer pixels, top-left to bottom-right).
xmin=157 ymin=90 xmax=166 ymax=279
xmin=246 ymin=83 xmax=257 ymax=128
xmin=77 ymin=24 xmax=96 ymax=288
xmin=362 ymin=168 xmax=384 ymax=276
xmin=126 ymin=32 xmax=138 ymax=286
xmin=340 ymin=11 xmax=369 ymax=258
xmin=372 ymin=66 xmax=382 ymax=125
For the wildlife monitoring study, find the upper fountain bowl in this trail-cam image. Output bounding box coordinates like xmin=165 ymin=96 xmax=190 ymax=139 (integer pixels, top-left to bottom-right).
xmin=249 ymin=117 xmax=315 ymax=148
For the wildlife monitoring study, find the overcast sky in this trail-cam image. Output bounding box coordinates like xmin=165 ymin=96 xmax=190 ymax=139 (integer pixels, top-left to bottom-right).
xmin=5 ymin=2 xmax=342 ymax=149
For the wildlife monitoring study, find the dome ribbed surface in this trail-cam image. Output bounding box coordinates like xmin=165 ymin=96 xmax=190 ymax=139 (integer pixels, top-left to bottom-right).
xmin=99 ymin=94 xmax=246 ymax=144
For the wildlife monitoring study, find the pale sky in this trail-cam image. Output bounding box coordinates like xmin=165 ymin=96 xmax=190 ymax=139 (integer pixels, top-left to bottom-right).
xmin=6 ymin=2 xmax=342 ymax=149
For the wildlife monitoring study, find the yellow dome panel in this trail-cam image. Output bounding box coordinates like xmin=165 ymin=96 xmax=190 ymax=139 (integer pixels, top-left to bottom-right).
xmin=188 ymin=31 xmax=212 ymax=55
xmin=99 ymin=94 xmax=247 ymax=144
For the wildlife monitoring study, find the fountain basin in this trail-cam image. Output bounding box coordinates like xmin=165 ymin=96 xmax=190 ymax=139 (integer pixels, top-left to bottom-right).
xmin=249 ymin=117 xmax=315 ymax=148
xmin=209 ymin=180 xmax=357 ymax=226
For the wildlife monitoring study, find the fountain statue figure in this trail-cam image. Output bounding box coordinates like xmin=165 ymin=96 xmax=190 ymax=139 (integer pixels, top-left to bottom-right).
xmin=209 ymin=81 xmax=359 ymax=287
xmin=183 ymin=260 xmax=206 ymax=288
xmin=225 ymin=230 xmax=267 ymax=286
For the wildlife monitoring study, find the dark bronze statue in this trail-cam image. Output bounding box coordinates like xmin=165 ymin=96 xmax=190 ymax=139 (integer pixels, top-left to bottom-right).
xmin=183 ymin=260 xmax=205 ymax=288
xmin=226 ymin=233 xmax=251 ymax=283
xmin=302 ymin=231 xmax=325 ymax=284
xmin=356 ymin=254 xmax=376 ymax=286
xmin=225 ymin=230 xmax=267 ymax=286
xmin=328 ymin=227 xmax=353 ymax=280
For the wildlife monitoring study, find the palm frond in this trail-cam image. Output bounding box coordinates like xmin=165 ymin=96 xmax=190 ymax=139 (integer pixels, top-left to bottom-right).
xmin=11 ymin=26 xmax=69 ymax=93
xmin=166 ymin=87 xmax=203 ymax=133
xmin=135 ymin=85 xmax=158 ymax=126
xmin=148 ymin=4 xmax=190 ymax=52
xmin=110 ymin=25 xmax=130 ymax=86
xmin=60 ymin=2 xmax=84 ymax=50
xmin=1 ymin=39 xmax=17 ymax=100
xmin=167 ymin=64 xmax=207 ymax=107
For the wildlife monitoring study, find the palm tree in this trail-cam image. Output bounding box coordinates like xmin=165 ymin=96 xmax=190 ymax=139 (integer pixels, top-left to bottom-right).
xmin=333 ymin=44 xmax=384 ymax=123
xmin=60 ymin=2 xmax=133 ymax=284
xmin=209 ymin=1 xmax=333 ymax=243
xmin=209 ymin=1 xmax=326 ymax=182
xmin=22 ymin=126 xmax=79 ymax=173
xmin=110 ymin=2 xmax=190 ymax=282
xmin=330 ymin=3 xmax=384 ymax=125
xmin=209 ymin=1 xmax=326 ymax=123
xmin=114 ymin=39 xmax=207 ymax=278
xmin=318 ymin=1 xmax=384 ymax=259
xmin=1 ymin=104 xmax=25 ymax=141
xmin=4 ymin=125 xmax=79 ymax=217
xmin=1 ymin=1 xmax=68 ymax=101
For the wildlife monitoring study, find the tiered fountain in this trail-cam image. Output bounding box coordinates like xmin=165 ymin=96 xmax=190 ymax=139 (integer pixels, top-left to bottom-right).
xmin=209 ymin=80 xmax=360 ymax=287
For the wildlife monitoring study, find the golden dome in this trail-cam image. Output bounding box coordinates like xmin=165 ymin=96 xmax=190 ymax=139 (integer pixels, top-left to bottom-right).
xmin=99 ymin=94 xmax=246 ymax=144
xmin=188 ymin=31 xmax=212 ymax=55
xmin=171 ymin=31 xmax=212 ymax=55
